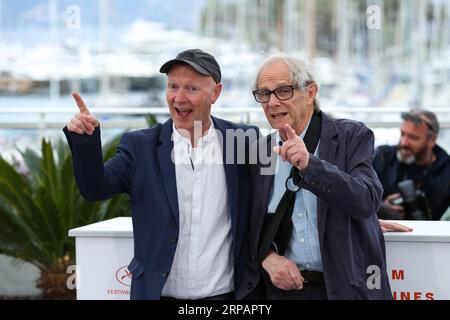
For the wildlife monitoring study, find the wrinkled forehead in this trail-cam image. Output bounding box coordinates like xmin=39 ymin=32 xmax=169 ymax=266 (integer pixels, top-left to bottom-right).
xmin=257 ymin=61 xmax=291 ymax=87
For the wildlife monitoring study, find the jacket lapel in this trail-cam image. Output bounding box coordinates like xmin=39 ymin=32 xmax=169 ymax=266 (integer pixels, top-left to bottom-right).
xmin=317 ymin=113 xmax=338 ymax=245
xmin=213 ymin=117 xmax=238 ymax=243
xmin=157 ymin=119 xmax=180 ymax=225
xmin=251 ymin=133 xmax=276 ymax=249
xmin=257 ymin=133 xmax=276 ymax=216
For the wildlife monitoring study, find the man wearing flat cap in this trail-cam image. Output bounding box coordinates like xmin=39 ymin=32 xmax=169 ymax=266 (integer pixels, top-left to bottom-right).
xmin=63 ymin=49 xmax=259 ymax=300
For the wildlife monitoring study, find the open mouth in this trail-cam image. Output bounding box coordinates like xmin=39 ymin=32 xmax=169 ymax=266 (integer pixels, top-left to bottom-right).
xmin=175 ymin=107 xmax=193 ymax=117
xmin=271 ymin=112 xmax=288 ymax=120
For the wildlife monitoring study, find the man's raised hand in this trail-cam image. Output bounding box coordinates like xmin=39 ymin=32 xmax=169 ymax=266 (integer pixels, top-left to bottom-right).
xmin=273 ymin=124 xmax=310 ymax=171
xmin=67 ymin=92 xmax=99 ymax=135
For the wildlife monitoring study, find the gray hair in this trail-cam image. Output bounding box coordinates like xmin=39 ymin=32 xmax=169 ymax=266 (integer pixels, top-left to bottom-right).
xmin=253 ymin=54 xmax=320 ymax=111
xmin=402 ymin=109 xmax=440 ymax=137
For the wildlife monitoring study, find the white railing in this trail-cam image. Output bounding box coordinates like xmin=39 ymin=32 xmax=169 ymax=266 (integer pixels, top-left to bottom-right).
xmin=1 ymin=107 xmax=450 ymax=134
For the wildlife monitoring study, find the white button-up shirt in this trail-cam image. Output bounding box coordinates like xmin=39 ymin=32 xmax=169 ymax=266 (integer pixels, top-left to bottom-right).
xmin=161 ymin=121 xmax=234 ymax=299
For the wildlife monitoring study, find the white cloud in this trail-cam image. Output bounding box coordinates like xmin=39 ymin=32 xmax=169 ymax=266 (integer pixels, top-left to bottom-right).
xmin=21 ymin=3 xmax=48 ymax=25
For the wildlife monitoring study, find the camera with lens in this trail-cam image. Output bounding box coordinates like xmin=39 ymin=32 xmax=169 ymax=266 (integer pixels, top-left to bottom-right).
xmin=390 ymin=179 xmax=431 ymax=220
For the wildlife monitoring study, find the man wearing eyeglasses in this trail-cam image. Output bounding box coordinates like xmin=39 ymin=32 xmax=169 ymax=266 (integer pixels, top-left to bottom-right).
xmin=245 ymin=54 xmax=393 ymax=300
xmin=373 ymin=110 xmax=450 ymax=220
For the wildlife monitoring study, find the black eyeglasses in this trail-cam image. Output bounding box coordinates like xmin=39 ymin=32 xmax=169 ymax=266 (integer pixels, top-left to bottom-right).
xmin=252 ymin=84 xmax=308 ymax=103
xmin=401 ymin=112 xmax=438 ymax=133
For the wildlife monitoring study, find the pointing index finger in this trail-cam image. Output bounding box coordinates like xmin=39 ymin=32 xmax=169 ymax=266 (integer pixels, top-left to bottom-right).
xmin=284 ymin=124 xmax=298 ymax=140
xmin=72 ymin=92 xmax=90 ymax=115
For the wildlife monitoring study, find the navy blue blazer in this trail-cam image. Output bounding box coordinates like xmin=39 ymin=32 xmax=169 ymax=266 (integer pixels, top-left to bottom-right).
xmin=246 ymin=112 xmax=392 ymax=299
xmin=64 ymin=116 xmax=258 ymax=300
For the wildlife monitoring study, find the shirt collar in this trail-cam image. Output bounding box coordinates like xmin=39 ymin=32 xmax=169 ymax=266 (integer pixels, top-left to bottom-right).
xmin=172 ymin=118 xmax=216 ymax=145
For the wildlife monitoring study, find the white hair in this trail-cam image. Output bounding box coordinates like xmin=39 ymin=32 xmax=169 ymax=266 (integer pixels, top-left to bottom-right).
xmin=253 ymin=54 xmax=320 ymax=111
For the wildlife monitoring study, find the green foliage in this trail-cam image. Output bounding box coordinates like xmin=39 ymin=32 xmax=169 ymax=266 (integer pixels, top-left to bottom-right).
xmin=0 ymin=136 xmax=130 ymax=270
xmin=441 ymin=207 xmax=450 ymax=221
xmin=145 ymin=114 xmax=158 ymax=128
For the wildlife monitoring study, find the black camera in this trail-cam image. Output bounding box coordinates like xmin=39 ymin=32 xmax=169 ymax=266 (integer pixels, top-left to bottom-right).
xmin=391 ymin=180 xmax=430 ymax=220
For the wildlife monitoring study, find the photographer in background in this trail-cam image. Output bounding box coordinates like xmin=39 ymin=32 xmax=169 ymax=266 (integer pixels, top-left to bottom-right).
xmin=373 ymin=110 xmax=450 ymax=220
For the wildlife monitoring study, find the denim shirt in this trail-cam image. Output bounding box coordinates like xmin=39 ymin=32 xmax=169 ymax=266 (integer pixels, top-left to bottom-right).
xmin=267 ymin=123 xmax=323 ymax=272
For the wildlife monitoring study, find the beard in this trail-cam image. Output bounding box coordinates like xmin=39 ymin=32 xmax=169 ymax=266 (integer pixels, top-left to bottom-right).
xmin=396 ymin=144 xmax=429 ymax=165
xmin=396 ymin=148 xmax=415 ymax=165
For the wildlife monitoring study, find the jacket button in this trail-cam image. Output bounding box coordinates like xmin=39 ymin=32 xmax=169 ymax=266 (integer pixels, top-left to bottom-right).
xmin=170 ymin=237 xmax=178 ymax=243
xmin=161 ymin=272 xmax=168 ymax=278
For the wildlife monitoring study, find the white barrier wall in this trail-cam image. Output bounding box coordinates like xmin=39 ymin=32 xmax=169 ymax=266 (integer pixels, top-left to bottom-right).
xmin=69 ymin=218 xmax=450 ymax=300
xmin=384 ymin=221 xmax=450 ymax=300
xmin=69 ymin=218 xmax=133 ymax=300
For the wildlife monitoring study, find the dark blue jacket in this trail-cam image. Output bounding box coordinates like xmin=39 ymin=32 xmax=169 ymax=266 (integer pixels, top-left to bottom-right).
xmin=246 ymin=112 xmax=392 ymax=299
xmin=373 ymin=144 xmax=450 ymax=220
xmin=64 ymin=116 xmax=258 ymax=300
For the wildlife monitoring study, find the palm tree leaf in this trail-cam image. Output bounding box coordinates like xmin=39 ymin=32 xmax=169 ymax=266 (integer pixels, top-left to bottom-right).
xmin=0 ymin=157 xmax=33 ymax=211
xmin=99 ymin=193 xmax=131 ymax=221
xmin=19 ymin=146 xmax=41 ymax=185
xmin=0 ymin=135 xmax=132 ymax=298
xmin=39 ymin=139 xmax=60 ymax=206
xmin=57 ymin=153 xmax=78 ymax=231
xmin=0 ymin=201 xmax=31 ymax=250
xmin=102 ymin=132 xmax=122 ymax=161
xmin=0 ymin=201 xmax=48 ymax=268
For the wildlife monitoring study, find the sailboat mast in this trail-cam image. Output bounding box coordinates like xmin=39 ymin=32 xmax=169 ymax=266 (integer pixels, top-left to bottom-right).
xmin=305 ymin=0 xmax=317 ymax=61
xmin=48 ymin=0 xmax=60 ymax=105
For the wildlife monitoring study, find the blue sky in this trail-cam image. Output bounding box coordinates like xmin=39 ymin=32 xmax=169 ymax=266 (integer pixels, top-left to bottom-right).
xmin=0 ymin=0 xmax=206 ymax=44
